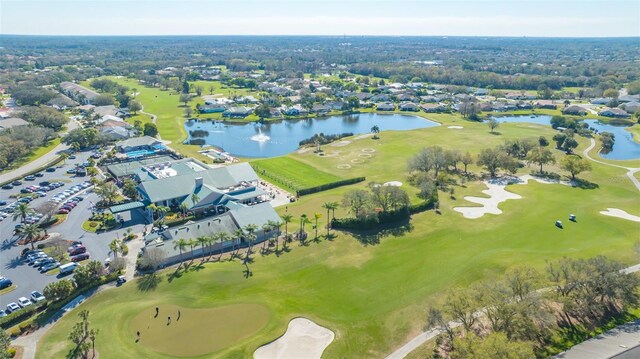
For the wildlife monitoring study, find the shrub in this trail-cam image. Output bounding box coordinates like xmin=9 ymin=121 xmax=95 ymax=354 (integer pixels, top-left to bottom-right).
xmin=296 ymin=177 xmax=366 ymax=196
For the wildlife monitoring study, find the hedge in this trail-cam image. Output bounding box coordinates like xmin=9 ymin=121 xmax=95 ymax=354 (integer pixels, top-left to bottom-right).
xmin=0 ymin=153 xmax=65 ymax=188
xmin=0 ymin=272 xmax=120 ymax=331
xmin=296 ymin=177 xmax=366 ymax=196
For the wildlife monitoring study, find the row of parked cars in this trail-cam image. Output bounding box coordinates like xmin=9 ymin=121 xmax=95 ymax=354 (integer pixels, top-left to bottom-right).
xmin=0 ymin=172 xmax=45 ymax=190
xmin=0 ymin=290 xmax=46 ymax=318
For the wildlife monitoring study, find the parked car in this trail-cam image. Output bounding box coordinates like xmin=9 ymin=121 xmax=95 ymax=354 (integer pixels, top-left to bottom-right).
xmin=12 ymin=180 xmax=22 ymax=186
xmin=33 ymin=256 xmax=53 ymax=267
xmin=68 ymin=155 xmax=77 ymax=159
xmin=34 ymin=172 xmax=44 ymax=177
xmin=45 ymin=167 xmax=56 ymax=172
xmin=30 ymin=291 xmax=46 ymax=303
xmin=66 ymin=168 xmax=76 ymax=174
xmin=1 ymin=184 xmax=13 ymax=190
xmin=24 ymin=175 xmax=36 ymax=181
xmin=40 ymin=262 xmax=61 ymax=273
xmin=59 ymin=262 xmax=79 ymax=275
xmin=0 ymin=310 xmax=7 ymax=318
xmin=69 ymin=246 xmax=87 ymax=256
xmin=0 ymin=200 xmax=7 ymax=206
xmin=0 ymin=278 xmax=13 ymax=289
xmin=116 ymin=275 xmax=127 ymax=285
xmin=17 ymin=297 xmax=32 ymax=308
xmin=6 ymin=303 xmax=20 ymax=313
xmin=57 ymin=209 xmax=69 ymax=214
xmin=71 ymin=252 xmax=90 ymax=262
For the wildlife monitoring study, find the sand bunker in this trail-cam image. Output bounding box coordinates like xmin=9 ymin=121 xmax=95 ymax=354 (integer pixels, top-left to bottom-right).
xmin=384 ymin=181 xmax=403 ymax=187
xmin=331 ymin=140 xmax=351 ymax=147
xmin=254 ymin=318 xmax=334 ymax=359
xmin=519 ymin=174 xmax=571 ymax=186
xmin=454 ymin=181 xmax=522 ymax=219
xmin=600 ymin=208 xmax=640 ymax=222
xmin=448 ymin=125 xmax=463 ymax=129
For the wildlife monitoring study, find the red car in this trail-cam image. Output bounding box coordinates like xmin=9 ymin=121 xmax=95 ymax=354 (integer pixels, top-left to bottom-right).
xmin=63 ymin=202 xmax=77 ymax=208
xmin=57 ymin=208 xmax=69 ymax=214
xmin=69 ymin=246 xmax=86 ymax=256
xmin=71 ymin=252 xmax=90 ymax=262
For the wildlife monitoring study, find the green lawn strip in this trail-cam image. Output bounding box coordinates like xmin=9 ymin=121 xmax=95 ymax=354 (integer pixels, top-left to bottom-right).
xmin=37 ymin=119 xmax=640 ymax=359
xmin=0 ymin=285 xmax=17 ymax=295
xmin=250 ymin=157 xmax=343 ymax=193
xmin=81 ymin=220 xmax=100 ymax=233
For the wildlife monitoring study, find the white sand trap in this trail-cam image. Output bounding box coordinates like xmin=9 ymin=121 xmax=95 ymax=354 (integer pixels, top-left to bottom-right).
xmin=600 ymin=208 xmax=640 ymax=223
xmin=331 ymin=140 xmax=351 ymax=147
xmin=254 ymin=318 xmax=335 ymax=359
xmin=384 ymin=181 xmax=403 ymax=187
xmin=454 ymin=181 xmax=522 ymax=219
xmin=448 ymin=125 xmax=463 ymax=129
xmin=354 ymin=133 xmax=374 ymax=140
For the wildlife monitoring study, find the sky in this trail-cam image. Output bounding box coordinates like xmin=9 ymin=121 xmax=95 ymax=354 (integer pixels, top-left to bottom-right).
xmin=1 ymin=0 xmax=639 ymax=37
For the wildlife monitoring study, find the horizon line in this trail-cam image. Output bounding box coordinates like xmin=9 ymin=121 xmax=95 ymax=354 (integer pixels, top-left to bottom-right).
xmin=1 ymin=33 xmax=639 ymax=39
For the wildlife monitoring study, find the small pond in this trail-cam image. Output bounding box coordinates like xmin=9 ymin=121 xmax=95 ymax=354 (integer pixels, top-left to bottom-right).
xmin=493 ymin=115 xmax=640 ymax=160
xmin=184 ymin=113 xmax=439 ymax=158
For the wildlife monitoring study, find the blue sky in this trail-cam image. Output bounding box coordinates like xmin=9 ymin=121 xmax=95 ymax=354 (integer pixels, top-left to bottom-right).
xmin=1 ymin=0 xmax=639 ymax=37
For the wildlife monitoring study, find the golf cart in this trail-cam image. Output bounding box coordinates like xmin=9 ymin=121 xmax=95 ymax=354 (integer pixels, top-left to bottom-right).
xmin=116 ymin=275 xmax=126 ymax=286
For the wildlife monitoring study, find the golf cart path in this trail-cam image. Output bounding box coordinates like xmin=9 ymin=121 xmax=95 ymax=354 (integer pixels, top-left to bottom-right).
xmin=0 ymin=119 xmax=78 ymax=184
xmin=583 ymin=138 xmax=640 ymax=192
xmin=11 ymin=236 xmax=144 ymax=359
xmin=385 ymin=262 xmax=640 ymax=359
xmin=139 ymin=104 xmax=162 ymax=141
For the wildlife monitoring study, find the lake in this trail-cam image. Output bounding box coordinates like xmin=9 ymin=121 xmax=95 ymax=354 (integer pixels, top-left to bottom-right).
xmin=493 ymin=115 xmax=640 ymax=160
xmin=184 ymin=113 xmax=439 ymax=158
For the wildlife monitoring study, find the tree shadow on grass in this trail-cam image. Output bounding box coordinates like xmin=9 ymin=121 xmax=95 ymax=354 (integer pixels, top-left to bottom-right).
xmin=339 ymin=218 xmax=414 ymax=246
xmin=166 ymin=269 xmax=183 ymax=283
xmin=137 ymin=273 xmax=162 ymax=292
xmin=187 ymin=262 xmax=205 ymax=272
xmin=572 ymin=178 xmax=599 ymax=190
xmin=242 ymin=263 xmax=253 ymax=279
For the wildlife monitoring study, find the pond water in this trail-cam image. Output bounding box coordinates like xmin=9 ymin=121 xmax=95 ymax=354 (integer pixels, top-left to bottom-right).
xmin=184 ymin=113 xmax=439 ymax=158
xmin=493 ymin=115 xmax=640 ymax=160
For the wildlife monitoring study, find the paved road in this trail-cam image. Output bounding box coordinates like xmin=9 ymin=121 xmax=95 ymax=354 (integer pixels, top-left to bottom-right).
xmin=583 ymin=138 xmax=640 ymax=192
xmin=0 ymin=119 xmax=79 ymax=185
xmin=386 ymin=263 xmax=640 ymax=359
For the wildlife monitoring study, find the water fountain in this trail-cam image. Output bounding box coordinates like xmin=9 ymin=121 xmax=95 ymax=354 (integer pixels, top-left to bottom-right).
xmin=250 ymin=126 xmax=270 ymax=143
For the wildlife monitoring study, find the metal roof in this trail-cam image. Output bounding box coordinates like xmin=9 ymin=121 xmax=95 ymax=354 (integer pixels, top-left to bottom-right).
xmin=109 ymin=201 xmax=145 ymax=213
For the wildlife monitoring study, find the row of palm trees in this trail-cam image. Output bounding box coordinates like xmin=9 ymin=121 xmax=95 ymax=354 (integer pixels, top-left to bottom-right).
xmin=278 ymin=201 xmax=339 ymax=242
xmin=170 ymin=220 xmax=286 ymax=268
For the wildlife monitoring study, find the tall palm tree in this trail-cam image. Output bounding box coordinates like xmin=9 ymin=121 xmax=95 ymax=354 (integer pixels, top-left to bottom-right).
xmin=13 ymin=203 xmax=35 ymax=223
xmin=108 ymin=239 xmax=122 ymax=259
xmin=313 ymin=213 xmax=322 ymax=240
xmin=299 ymin=214 xmax=310 ymax=241
xmin=244 ymin=224 xmax=259 ymax=257
xmin=322 ymin=201 xmax=339 ymax=236
xmin=173 ymin=238 xmax=189 ymax=268
xmin=232 ymin=228 xmax=245 ymax=259
xmin=196 ymin=236 xmax=208 ymax=260
xmin=217 ymin=231 xmax=230 ymax=260
xmin=188 ymin=239 xmax=197 ymax=261
xmin=267 ymin=220 xmax=282 ymax=252
xmin=261 ymin=222 xmax=272 ymax=251
xmin=281 ymin=213 xmax=293 ymax=242
xmin=18 ymin=223 xmax=42 ymax=250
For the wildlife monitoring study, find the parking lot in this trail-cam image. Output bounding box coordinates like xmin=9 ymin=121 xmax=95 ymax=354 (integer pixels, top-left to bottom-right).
xmin=0 ymin=150 xmax=147 ymax=309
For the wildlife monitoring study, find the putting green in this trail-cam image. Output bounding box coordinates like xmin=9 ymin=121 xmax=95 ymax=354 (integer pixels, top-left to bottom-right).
xmin=130 ymin=304 xmax=269 ymax=357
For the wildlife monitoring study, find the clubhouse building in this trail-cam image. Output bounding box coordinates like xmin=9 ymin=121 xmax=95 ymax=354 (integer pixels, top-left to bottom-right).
xmin=105 ymin=156 xmax=281 ymax=266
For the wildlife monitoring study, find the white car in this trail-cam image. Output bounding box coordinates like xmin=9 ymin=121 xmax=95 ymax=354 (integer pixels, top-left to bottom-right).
xmin=30 ymin=291 xmax=46 ymax=303
xmin=17 ymin=297 xmax=32 ymax=308
xmin=6 ymin=302 xmax=20 ymax=313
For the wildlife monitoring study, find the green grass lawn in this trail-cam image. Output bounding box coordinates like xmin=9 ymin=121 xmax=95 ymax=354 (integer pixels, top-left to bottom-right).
xmin=131 ymin=304 xmax=269 ymax=357
xmin=37 ymin=115 xmax=640 ymax=359
xmin=627 ymin=124 xmax=640 ymax=144
xmin=250 ymin=157 xmax=343 ymax=193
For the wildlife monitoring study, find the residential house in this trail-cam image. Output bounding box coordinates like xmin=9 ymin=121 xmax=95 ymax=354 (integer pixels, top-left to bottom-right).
xmin=562 ymin=105 xmax=587 ymax=116
xmin=420 ymin=103 xmax=446 ymax=113
xmin=376 ymin=103 xmax=395 ymax=111
xmin=534 ymin=100 xmax=558 ymax=110
xmin=311 ymin=104 xmax=330 ymax=114
xmin=326 ymin=101 xmax=346 ymax=111
xmin=98 ymin=119 xmax=136 ymax=140
xmin=620 ymin=101 xmax=640 ymax=114
xmin=59 ymin=82 xmax=100 ymax=105
xmin=0 ymin=117 xmax=29 ymax=130
xmin=222 ymin=107 xmax=253 ymax=118
xmin=618 ymin=95 xmax=640 ymax=103
xmin=400 ymin=102 xmax=419 ymax=112
xmin=598 ymin=108 xmax=630 ymax=118
xmin=590 ymin=98 xmax=611 ymax=105
xmin=198 ymin=103 xmax=226 ymax=113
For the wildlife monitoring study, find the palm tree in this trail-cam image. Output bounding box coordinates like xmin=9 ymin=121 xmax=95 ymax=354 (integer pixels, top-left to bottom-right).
xmin=95 ymin=182 xmax=119 ymax=205
xmin=217 ymin=231 xmax=230 ymax=260
xmin=188 ymin=239 xmax=197 ymax=262
xmin=179 ymin=203 xmax=188 ymax=217
xmin=146 ymin=203 xmax=157 ymax=221
xmin=196 ymin=236 xmax=208 ymax=261
xmin=299 ymin=214 xmax=310 ymax=241
xmin=243 ymin=224 xmax=259 ymax=257
xmin=18 ymin=223 xmax=42 ymax=250
xmin=108 ymin=239 xmax=122 ymax=259
xmin=268 ymin=220 xmax=282 ymax=252
xmin=313 ymin=213 xmax=322 ymax=240
xmin=281 ymin=213 xmax=293 ymax=242
xmin=191 ymin=193 xmax=200 ymax=207
xmin=262 ymin=222 xmax=272 ymax=252
xmin=371 ymin=125 xmax=380 ymax=134
xmin=155 ymin=206 xmax=169 ymax=225
xmin=12 ymin=203 xmax=35 ymax=223
xmin=321 ymin=202 xmax=337 ymax=236
xmin=232 ymin=229 xmax=244 ymax=259
xmin=173 ymin=238 xmax=189 ymax=268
